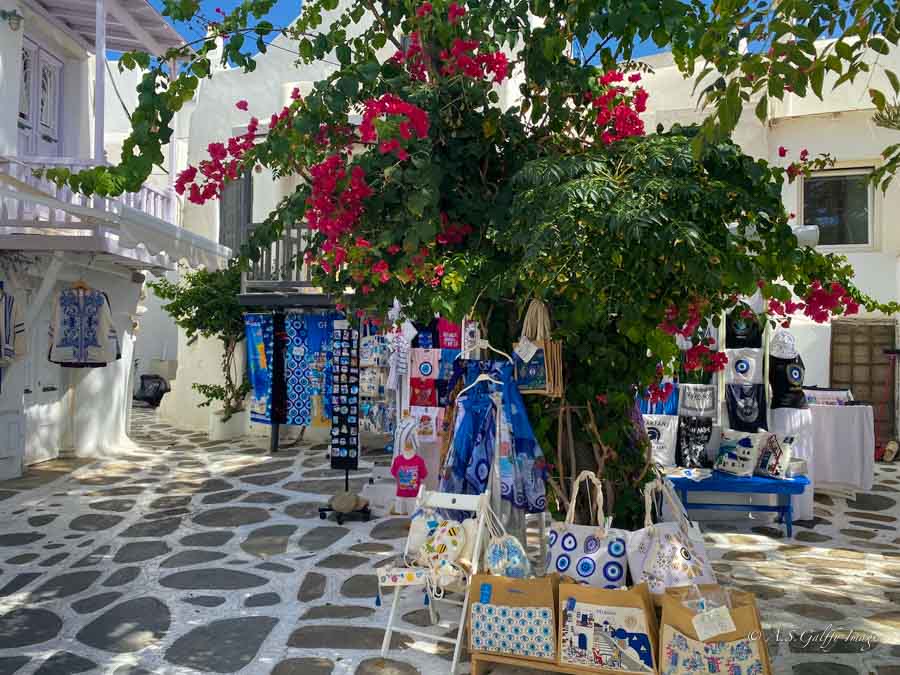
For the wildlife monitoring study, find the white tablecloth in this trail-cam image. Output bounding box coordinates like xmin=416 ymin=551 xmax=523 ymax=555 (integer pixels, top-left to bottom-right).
xmin=808 ymin=404 xmax=875 ymax=492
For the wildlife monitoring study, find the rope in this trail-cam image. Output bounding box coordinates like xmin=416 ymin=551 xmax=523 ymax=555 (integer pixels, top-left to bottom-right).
xmin=521 ymin=298 xmax=552 ymax=342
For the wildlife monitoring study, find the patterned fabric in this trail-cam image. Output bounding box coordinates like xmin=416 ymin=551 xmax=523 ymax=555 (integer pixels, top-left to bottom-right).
xmin=627 ymin=522 xmax=716 ymax=595
xmin=49 ymin=288 xmax=120 ymax=367
xmin=285 ymin=313 xmax=314 ymax=427
xmin=244 ymin=313 xmax=273 ymax=424
xmin=546 ymin=526 xmax=630 ymax=588
xmin=661 ymin=625 xmax=765 ymax=675
xmin=726 ymin=383 xmax=767 ymax=432
xmin=561 ymin=602 xmax=654 ymax=671
xmin=0 ymin=291 xmax=25 ymax=364
xmin=724 ymin=348 xmax=763 ymax=385
xmin=470 ymin=604 xmax=555 ymax=660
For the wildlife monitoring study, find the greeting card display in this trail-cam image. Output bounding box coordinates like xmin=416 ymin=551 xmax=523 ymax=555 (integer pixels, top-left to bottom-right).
xmin=330 ymin=327 xmax=360 ymax=470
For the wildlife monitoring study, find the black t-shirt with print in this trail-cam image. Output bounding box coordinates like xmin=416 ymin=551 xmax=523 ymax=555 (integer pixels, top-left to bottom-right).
xmin=769 ymin=354 xmax=808 ymax=409
xmin=726 ymin=312 xmax=763 ymax=349
xmin=726 ymin=383 xmax=768 ymax=432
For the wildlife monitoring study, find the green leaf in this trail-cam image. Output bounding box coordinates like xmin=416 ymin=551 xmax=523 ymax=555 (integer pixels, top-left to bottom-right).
xmin=336 ymin=43 xmax=352 ymax=65
xmin=886 ymin=69 xmax=900 ymax=95
xmin=755 ymin=95 xmax=768 ymax=122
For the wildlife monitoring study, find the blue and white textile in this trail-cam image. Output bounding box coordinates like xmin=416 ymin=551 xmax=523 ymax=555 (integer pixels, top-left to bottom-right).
xmin=49 ymin=288 xmax=120 ymax=367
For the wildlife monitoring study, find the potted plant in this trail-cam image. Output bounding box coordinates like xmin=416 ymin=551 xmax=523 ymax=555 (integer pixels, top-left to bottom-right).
xmin=150 ymin=265 xmax=251 ymax=440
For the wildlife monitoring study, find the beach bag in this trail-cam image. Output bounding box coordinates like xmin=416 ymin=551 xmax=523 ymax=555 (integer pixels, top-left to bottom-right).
xmin=558 ymin=582 xmax=658 ymax=672
xmin=755 ymin=434 xmax=794 ymax=479
xmin=547 ymin=471 xmax=629 ymax=589
xmin=659 ymin=585 xmax=773 ymax=674
xmin=483 ymin=505 xmax=531 ymax=579
xmin=514 ymin=299 xmax=564 ymax=397
xmin=644 ymin=414 xmax=678 ymax=467
xmin=714 ymin=430 xmax=768 ymax=477
xmin=628 ymin=478 xmax=716 ymax=596
xmin=469 ymin=573 xmax=560 ymax=662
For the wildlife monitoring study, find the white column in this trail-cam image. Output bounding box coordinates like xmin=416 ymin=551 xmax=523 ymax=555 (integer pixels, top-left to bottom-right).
xmin=93 ymin=0 xmax=106 ymax=162
xmin=167 ymin=58 xmax=178 ymax=224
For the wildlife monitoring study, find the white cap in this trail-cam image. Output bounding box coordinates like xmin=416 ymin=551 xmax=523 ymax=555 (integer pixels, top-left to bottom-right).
xmin=769 ymin=330 xmax=799 ymax=359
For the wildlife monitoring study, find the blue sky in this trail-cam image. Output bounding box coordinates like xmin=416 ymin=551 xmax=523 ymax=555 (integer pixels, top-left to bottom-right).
xmin=148 ymin=0 xmax=304 ymax=47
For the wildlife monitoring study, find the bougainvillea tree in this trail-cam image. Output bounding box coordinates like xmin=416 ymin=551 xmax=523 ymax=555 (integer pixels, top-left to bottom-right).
xmin=48 ymin=0 xmax=900 ymax=524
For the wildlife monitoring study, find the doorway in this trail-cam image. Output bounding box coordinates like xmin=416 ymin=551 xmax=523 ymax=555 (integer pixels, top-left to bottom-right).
xmin=23 ymin=290 xmax=65 ymax=465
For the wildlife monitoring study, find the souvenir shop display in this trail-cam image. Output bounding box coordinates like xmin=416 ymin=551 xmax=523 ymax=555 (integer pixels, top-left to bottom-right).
xmin=483 ymin=504 xmax=531 ymax=579
xmin=725 ymin=383 xmax=767 ymax=432
xmin=245 ymin=313 xmax=274 ymax=423
xmin=755 ymin=434 xmax=793 ymax=479
xmin=329 ymin=325 xmax=360 ymax=470
xmin=547 ymin=471 xmax=629 ymax=588
xmin=713 ymin=430 xmax=767 ymax=477
xmin=675 ymin=417 xmax=714 ymax=469
xmin=659 ymin=586 xmax=772 ymax=675
xmin=627 ymin=478 xmax=716 ymax=597
xmin=676 ymin=384 xmax=715 ymax=419
xmin=558 ymin=582 xmax=658 ymax=672
xmin=639 ymin=382 xmax=679 ymax=415
xmin=49 ymin=282 xmax=121 ymax=367
xmin=513 ymin=299 xmax=564 ymax=397
xmin=360 ymin=322 xmax=395 ymax=435
xmin=725 ymin=311 xmax=763 ymax=349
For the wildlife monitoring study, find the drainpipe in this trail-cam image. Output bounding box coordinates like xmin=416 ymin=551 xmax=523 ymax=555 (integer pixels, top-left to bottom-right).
xmin=93 ymin=0 xmax=107 ymax=162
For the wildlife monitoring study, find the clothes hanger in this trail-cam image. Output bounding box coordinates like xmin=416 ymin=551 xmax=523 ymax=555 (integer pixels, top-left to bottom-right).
xmin=456 ymin=372 xmax=503 ymax=398
xmin=71 ymin=278 xmax=90 ymax=291
xmin=454 ymin=337 xmax=514 ymax=364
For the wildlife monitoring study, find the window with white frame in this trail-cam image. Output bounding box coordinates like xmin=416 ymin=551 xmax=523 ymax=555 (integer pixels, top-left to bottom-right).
xmin=19 ymin=46 xmax=33 ymax=124
xmin=802 ymin=168 xmax=874 ymax=247
xmin=38 ymin=57 xmax=60 ymax=137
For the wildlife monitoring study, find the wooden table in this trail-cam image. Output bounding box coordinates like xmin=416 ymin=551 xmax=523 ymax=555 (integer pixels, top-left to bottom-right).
xmin=471 ymin=652 xmax=594 ymax=674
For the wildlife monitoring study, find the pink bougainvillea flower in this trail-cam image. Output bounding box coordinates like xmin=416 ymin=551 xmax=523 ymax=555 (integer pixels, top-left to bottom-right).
xmin=778 ymin=146 xmax=788 ymax=157
xmin=628 ymin=73 xmax=642 ymax=82
xmin=235 ymin=100 xmax=249 ymax=111
xmin=799 ymin=148 xmax=809 ymax=161
xmin=416 ymin=2 xmax=433 ymax=17
xmin=355 ymin=237 xmax=372 ymax=249
xmin=387 ymin=244 xmax=401 ymax=255
xmin=290 ymin=87 xmax=302 ymax=100
xmin=448 ymin=2 xmax=467 ymax=23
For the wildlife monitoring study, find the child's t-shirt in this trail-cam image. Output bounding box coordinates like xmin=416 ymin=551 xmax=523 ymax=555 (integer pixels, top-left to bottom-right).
xmin=391 ymin=453 xmax=428 ymax=498
xmin=410 ymin=348 xmax=440 ymax=380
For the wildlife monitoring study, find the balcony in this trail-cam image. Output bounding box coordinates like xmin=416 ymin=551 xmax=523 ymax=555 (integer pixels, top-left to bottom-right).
xmin=0 ymin=156 xmax=174 ymax=230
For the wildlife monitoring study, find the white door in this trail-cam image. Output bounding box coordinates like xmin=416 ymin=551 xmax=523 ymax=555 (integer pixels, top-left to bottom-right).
xmin=17 ymin=38 xmax=63 ymax=158
xmin=24 ymin=293 xmax=65 ymax=465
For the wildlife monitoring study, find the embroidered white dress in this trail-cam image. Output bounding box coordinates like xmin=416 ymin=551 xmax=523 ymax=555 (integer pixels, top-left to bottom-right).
xmin=0 ymin=291 xmax=26 ymax=364
xmin=48 ymin=288 xmax=120 ymax=367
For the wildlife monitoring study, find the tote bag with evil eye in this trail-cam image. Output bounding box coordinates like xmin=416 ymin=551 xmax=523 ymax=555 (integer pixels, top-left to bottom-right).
xmin=627 ymin=478 xmax=716 ymax=596
xmin=546 ymin=471 xmax=629 ymax=588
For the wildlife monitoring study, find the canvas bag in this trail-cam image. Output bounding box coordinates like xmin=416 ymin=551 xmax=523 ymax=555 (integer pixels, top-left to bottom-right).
xmin=714 ymin=429 xmax=769 ymax=477
xmin=643 ymin=414 xmax=678 ymax=467
xmin=677 ymin=384 xmax=716 ymax=418
xmin=627 ymin=478 xmax=716 ymax=596
xmin=558 ymin=582 xmax=659 ymax=673
xmin=547 ymin=471 xmax=629 ymax=588
xmin=755 ymin=434 xmax=794 ymax=479
xmin=469 ymin=573 xmax=561 ymax=662
xmin=659 ymin=586 xmax=773 ymax=675
xmin=514 ymin=299 xmax=564 ymax=397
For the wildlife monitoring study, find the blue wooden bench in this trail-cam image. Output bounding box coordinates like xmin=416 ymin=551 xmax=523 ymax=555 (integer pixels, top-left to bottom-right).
xmin=667 ymin=472 xmax=810 ymax=538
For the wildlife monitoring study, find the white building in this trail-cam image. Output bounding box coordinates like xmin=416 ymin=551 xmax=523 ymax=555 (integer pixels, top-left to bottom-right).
xmin=0 ymin=0 xmax=229 ymax=479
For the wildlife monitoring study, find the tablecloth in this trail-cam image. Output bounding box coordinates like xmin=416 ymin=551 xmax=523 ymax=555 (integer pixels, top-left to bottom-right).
xmin=808 ymin=404 xmax=874 ymax=492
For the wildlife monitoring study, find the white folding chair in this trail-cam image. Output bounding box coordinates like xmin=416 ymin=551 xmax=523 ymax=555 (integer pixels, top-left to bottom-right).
xmin=379 ymin=487 xmax=490 ymax=674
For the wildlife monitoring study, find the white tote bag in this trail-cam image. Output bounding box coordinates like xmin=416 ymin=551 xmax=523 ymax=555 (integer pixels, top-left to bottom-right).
xmin=627 ymin=478 xmax=716 ymax=595
xmin=546 ymin=471 xmax=629 ymax=588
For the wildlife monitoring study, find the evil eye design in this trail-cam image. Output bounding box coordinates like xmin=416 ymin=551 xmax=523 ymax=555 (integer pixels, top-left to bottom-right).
xmin=548 ymin=530 xmax=558 ymax=548
xmin=539 ymin=609 xmax=552 ymax=621
xmin=419 ymin=362 xmax=434 ymax=377
xmin=476 ymin=459 xmax=490 ymax=481
xmin=576 ymin=556 xmax=597 ymax=578
xmin=561 ymin=533 xmax=578 ymax=551
xmin=647 ymin=426 xmax=661 ymax=442
xmin=584 ymin=535 xmax=600 ymax=554
xmin=555 ymin=554 xmax=571 ymax=573
xmin=512 ymin=608 xmax=523 ymax=620
xmin=735 ymin=358 xmax=751 ymax=375
xmin=608 ymin=537 xmax=627 ymax=558
xmin=603 ymin=561 xmax=624 ymax=582
xmin=680 ymin=546 xmax=693 ymax=561
xmin=788 ymin=365 xmax=804 ymax=385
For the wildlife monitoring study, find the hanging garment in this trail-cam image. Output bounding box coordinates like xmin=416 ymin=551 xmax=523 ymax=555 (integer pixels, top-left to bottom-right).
xmin=0 ymin=290 xmax=25 ymax=364
xmin=638 ymin=382 xmax=679 ymax=416
xmin=677 ymin=384 xmax=716 ymax=418
xmin=440 ymin=360 xmax=548 ymax=542
xmin=437 ymin=318 xmax=462 ymax=349
xmin=643 ymin=414 xmax=678 ymax=467
xmin=724 ymin=348 xmax=763 ymax=384
xmin=411 ymin=405 xmax=441 ymax=443
xmin=438 ymin=348 xmax=458 ymax=380
xmin=245 ymin=313 xmax=274 ymax=424
xmin=726 ymin=383 xmax=767 ymax=432
xmin=49 ymin=287 xmax=120 ymax=367
xmin=410 ymin=348 xmax=440 ymax=380
xmin=770 ymin=354 xmax=808 ymax=409
xmin=410 ymin=377 xmax=437 ymax=406
xmin=411 ymin=319 xmax=438 ymax=348
xmin=725 ymin=311 xmax=763 ymax=348
xmin=676 ymin=417 xmax=714 ymax=468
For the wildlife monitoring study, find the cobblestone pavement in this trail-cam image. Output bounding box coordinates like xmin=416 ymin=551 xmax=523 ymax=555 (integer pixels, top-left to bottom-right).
xmin=0 ymin=408 xmax=897 ymax=674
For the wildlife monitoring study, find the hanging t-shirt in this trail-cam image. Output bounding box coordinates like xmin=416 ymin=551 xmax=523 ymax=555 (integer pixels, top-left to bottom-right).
xmin=726 ymin=383 xmax=768 ymax=432
xmin=677 ymin=384 xmax=716 ymax=418
xmin=770 ymin=354 xmax=808 ymax=409
xmin=411 ymin=405 xmax=441 ymax=443
xmin=676 ymin=416 xmax=714 ymax=468
xmin=438 ymin=348 xmax=458 ymax=380
xmin=726 ymin=312 xmax=763 ymax=348
xmin=643 ymin=414 xmax=678 ymax=467
xmin=410 ymin=377 xmax=437 ymax=406
xmin=411 ymin=319 xmax=439 ymax=348
xmin=437 ymin=318 xmax=462 ymax=349
xmin=410 ymin=348 xmax=440 ymax=380
xmin=391 ymin=453 xmax=428 ymax=498
xmin=724 ymin=348 xmax=763 ymax=384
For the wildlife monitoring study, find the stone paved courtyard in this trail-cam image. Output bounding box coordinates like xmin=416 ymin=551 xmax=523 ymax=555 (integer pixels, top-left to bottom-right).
xmin=0 ymin=408 xmax=897 ymax=674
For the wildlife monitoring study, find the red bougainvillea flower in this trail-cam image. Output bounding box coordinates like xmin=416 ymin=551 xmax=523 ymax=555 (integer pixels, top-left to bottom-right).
xmin=799 ymin=148 xmax=809 ymax=161
xmin=290 ymin=87 xmax=302 ymax=100
xmin=595 ymin=393 xmax=608 ymax=405
xmin=416 ymin=2 xmax=432 ymax=17
xmin=360 ymin=94 xmax=430 ymax=149
xmin=778 ymin=146 xmax=788 ymax=157
xmin=387 ymin=244 xmax=402 ymax=255
xmin=588 ymin=71 xmax=647 ymax=144
xmin=448 ymin=2 xmax=467 ymax=23
xmin=235 ymin=100 xmax=249 ymax=111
